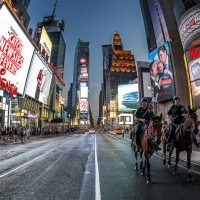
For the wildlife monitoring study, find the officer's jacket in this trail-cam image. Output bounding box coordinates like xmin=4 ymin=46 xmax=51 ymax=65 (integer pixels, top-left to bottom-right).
xmin=167 ymin=104 xmax=188 ymax=124
xmin=135 ymin=107 xmax=154 ymax=124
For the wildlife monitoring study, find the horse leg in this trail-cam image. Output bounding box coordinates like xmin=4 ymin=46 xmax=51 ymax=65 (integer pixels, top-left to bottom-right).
xmin=187 ymin=149 xmax=193 ymax=182
xmin=173 ymin=148 xmax=180 ymax=175
xmin=168 ymin=145 xmax=174 ymax=168
xmin=139 ymin=151 xmax=143 ymax=170
xmin=146 ymin=156 xmax=152 ymax=184
xmin=163 ymin=140 xmax=166 ymax=165
xmin=141 ymin=152 xmax=147 ymax=176
xmin=134 ymin=151 xmax=138 ymax=170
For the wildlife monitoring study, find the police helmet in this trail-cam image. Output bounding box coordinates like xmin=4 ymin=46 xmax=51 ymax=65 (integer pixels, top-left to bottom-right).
xmin=141 ymin=97 xmax=148 ymax=102
xmin=173 ymin=95 xmax=180 ymax=101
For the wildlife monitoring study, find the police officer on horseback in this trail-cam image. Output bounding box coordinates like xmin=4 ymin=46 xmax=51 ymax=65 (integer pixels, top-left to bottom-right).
xmin=166 ymin=95 xmax=199 ymax=151
xmin=134 ymin=97 xmax=154 ymax=152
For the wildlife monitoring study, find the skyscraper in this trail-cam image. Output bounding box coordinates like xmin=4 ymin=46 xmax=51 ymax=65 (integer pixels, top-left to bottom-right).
xmin=72 ymin=39 xmax=89 ymax=121
xmin=8 ymin=0 xmax=32 ymax=28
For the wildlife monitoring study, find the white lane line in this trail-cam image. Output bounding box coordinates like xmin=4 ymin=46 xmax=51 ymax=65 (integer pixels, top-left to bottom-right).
xmin=0 ymin=140 xmax=71 ymax=179
xmin=95 ymin=134 xmax=101 ymax=200
xmin=154 ymin=154 xmax=200 ymax=175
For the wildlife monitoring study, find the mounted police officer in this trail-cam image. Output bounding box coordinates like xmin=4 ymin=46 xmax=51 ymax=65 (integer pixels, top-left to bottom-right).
xmin=134 ymin=97 xmax=154 ymax=152
xmin=166 ymin=95 xmax=199 ymax=151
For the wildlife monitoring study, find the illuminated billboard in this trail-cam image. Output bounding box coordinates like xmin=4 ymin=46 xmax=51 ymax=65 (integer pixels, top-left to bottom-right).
xmin=148 ymin=42 xmax=175 ymax=102
xmin=25 ymin=53 xmax=52 ymax=104
xmin=0 ymin=4 xmax=34 ymax=98
xmin=79 ymin=73 xmax=88 ymax=82
xmin=118 ymin=84 xmax=139 ymax=111
xmin=187 ymin=57 xmax=200 ymax=108
xmin=80 ymin=98 xmax=88 ymax=113
xmin=80 ymin=85 xmax=88 ymax=98
xmin=37 ymin=26 xmax=52 ymax=63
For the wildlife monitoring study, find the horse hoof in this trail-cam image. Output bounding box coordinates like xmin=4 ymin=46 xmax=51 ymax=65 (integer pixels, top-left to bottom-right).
xmin=141 ymin=172 xmax=146 ymax=176
xmin=173 ymin=171 xmax=178 ymax=175
xmin=134 ymin=167 xmax=138 ymax=170
xmin=147 ymin=180 xmax=152 ymax=184
xmin=168 ymin=165 xmax=171 ymax=168
xmin=187 ymin=178 xmax=193 ymax=182
xmin=163 ymin=160 xmax=166 ymax=165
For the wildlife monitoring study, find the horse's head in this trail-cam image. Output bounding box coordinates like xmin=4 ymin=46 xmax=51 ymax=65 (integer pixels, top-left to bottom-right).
xmin=188 ymin=105 xmax=198 ymax=134
xmin=150 ymin=113 xmax=163 ymax=145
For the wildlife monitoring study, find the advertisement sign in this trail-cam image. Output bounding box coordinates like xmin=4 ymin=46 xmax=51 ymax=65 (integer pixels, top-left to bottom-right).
xmin=148 ymin=42 xmax=175 ymax=102
xmin=118 ymin=84 xmax=139 ymax=111
xmin=81 ymin=64 xmax=87 ymax=73
xmin=79 ymin=58 xmax=88 ymax=64
xmin=25 ymin=53 xmax=52 ymax=104
xmin=178 ymin=4 xmax=200 ymax=51
xmin=118 ymin=113 xmax=133 ymax=125
xmin=80 ymin=113 xmax=88 ymax=119
xmin=80 ymin=98 xmax=88 ymax=113
xmin=37 ymin=26 xmax=52 ymax=63
xmin=80 ymin=85 xmax=88 ymax=98
xmin=79 ymin=72 xmax=88 ymax=82
xmin=0 ymin=4 xmax=34 ymax=97
xmin=187 ymin=57 xmax=200 ymax=108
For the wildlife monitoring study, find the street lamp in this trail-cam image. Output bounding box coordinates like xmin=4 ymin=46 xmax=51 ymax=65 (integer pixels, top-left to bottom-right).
xmin=147 ymin=84 xmax=158 ymax=115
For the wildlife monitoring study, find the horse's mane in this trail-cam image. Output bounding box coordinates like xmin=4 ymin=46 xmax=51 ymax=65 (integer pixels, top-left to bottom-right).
xmin=152 ymin=116 xmax=161 ymax=122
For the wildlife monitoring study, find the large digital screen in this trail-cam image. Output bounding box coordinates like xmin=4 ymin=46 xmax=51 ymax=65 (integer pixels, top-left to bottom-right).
xmin=148 ymin=42 xmax=175 ymax=102
xmin=25 ymin=53 xmax=52 ymax=104
xmin=80 ymin=86 xmax=88 ymax=98
xmin=0 ymin=4 xmax=34 ymax=97
xmin=188 ymin=57 xmax=200 ymax=108
xmin=118 ymin=84 xmax=139 ymax=111
xmin=80 ymin=98 xmax=88 ymax=113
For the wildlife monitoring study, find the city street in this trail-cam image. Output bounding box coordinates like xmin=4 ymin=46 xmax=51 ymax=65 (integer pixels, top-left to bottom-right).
xmin=0 ymin=132 xmax=200 ymax=200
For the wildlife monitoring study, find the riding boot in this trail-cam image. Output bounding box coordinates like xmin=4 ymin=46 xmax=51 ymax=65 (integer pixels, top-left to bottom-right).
xmin=192 ymin=134 xmax=200 ymax=148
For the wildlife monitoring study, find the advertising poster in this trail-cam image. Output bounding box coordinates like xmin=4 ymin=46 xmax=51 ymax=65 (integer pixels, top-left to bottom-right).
xmin=38 ymin=26 xmax=52 ymax=63
xmin=80 ymin=85 xmax=88 ymax=98
xmin=80 ymin=98 xmax=88 ymax=113
xmin=0 ymin=4 xmax=34 ymax=97
xmin=25 ymin=53 xmax=52 ymax=104
xmin=148 ymin=42 xmax=175 ymax=102
xmin=188 ymin=57 xmax=200 ymax=108
xmin=80 ymin=113 xmax=88 ymax=119
xmin=79 ymin=73 xmax=88 ymax=82
xmin=118 ymin=84 xmax=139 ymax=111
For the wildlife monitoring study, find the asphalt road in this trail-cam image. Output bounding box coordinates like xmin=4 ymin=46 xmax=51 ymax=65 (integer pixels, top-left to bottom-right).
xmin=0 ymin=133 xmax=200 ymax=200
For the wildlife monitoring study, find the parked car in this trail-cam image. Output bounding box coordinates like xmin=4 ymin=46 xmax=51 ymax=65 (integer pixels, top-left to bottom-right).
xmin=121 ymin=91 xmax=139 ymax=106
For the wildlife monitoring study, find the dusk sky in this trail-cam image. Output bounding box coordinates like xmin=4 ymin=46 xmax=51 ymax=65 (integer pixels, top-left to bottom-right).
xmin=28 ymin=0 xmax=148 ymax=119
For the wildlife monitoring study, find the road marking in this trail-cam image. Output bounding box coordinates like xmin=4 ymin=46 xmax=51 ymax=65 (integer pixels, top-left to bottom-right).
xmin=154 ymin=154 xmax=200 ymax=175
xmin=0 ymin=140 xmax=71 ymax=179
xmin=95 ymin=134 xmax=101 ymax=200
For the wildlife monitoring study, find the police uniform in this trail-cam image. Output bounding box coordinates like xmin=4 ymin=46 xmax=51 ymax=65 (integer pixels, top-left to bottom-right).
xmin=167 ymin=104 xmax=187 ymax=145
xmin=135 ymin=107 xmax=154 ymax=147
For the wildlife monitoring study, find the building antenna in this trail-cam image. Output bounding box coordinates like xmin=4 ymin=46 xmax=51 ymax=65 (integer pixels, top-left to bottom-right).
xmin=52 ymin=0 xmax=58 ymax=16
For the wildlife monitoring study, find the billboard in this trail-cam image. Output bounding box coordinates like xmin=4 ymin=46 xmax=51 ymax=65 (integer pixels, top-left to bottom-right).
xmin=25 ymin=53 xmax=52 ymax=104
xmin=178 ymin=4 xmax=200 ymax=51
xmin=37 ymin=26 xmax=52 ymax=63
xmin=148 ymin=42 xmax=175 ymax=102
xmin=80 ymin=98 xmax=88 ymax=113
xmin=118 ymin=113 xmax=133 ymax=125
xmin=187 ymin=57 xmax=200 ymax=108
xmin=79 ymin=72 xmax=88 ymax=82
xmin=0 ymin=4 xmax=34 ymax=98
xmin=118 ymin=84 xmax=139 ymax=111
xmin=80 ymin=85 xmax=88 ymax=98
xmin=80 ymin=113 xmax=88 ymax=119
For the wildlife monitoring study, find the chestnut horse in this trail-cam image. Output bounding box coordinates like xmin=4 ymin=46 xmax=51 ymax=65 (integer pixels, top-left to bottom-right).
xmin=167 ymin=106 xmax=198 ymax=182
xmin=132 ymin=113 xmax=163 ymax=184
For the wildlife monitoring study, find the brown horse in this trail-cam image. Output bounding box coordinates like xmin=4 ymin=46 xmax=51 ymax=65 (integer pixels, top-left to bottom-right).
xmin=167 ymin=106 xmax=198 ymax=182
xmin=132 ymin=113 xmax=163 ymax=184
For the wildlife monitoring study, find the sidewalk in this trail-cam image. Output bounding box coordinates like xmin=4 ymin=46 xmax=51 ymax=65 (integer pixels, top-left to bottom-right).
xmin=108 ymin=131 xmax=200 ymax=166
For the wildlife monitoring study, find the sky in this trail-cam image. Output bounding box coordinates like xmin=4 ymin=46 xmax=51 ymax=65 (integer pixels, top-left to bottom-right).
xmin=27 ymin=0 xmax=148 ymax=120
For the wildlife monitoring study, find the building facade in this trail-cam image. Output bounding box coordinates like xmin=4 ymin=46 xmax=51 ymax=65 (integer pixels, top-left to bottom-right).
xmin=174 ymin=0 xmax=200 ymax=116
xmin=139 ymin=0 xmax=190 ymax=118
